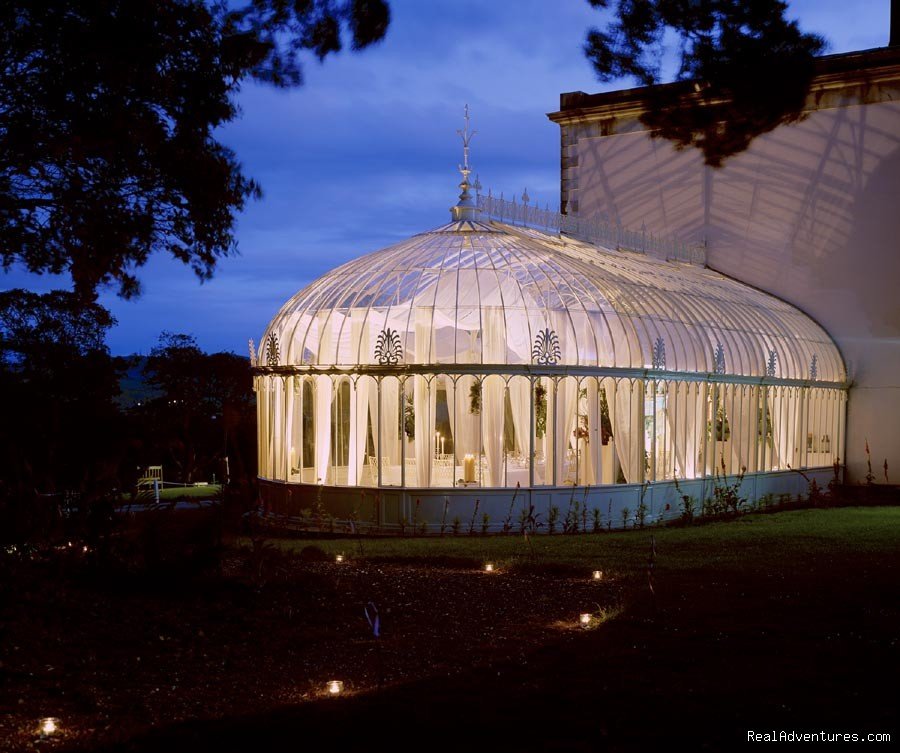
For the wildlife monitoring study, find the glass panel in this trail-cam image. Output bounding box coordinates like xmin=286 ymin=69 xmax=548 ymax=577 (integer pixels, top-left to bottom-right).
xmin=482 ymin=375 xmax=506 ymax=487
xmin=555 ymin=376 xmax=579 ymax=486
xmin=379 ymin=376 xmax=402 ymax=487
xmin=455 ymin=375 xmax=481 ymax=487
xmin=433 ymin=376 xmax=454 ymax=487
xmin=330 ymin=379 xmax=351 ymax=485
xmin=300 ymin=378 xmax=315 ymax=483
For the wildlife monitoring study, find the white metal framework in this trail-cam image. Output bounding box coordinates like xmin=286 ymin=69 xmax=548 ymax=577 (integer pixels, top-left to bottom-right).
xmin=253 ymin=112 xmax=846 ymax=510
xmin=254 ymin=214 xmax=845 ymax=491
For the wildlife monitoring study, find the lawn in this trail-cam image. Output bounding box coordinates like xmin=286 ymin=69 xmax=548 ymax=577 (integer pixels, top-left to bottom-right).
xmin=266 ymin=504 xmax=899 ymax=574
xmin=154 ymin=484 xmax=222 ymax=500
xmin=1 ymin=506 xmax=896 ymax=752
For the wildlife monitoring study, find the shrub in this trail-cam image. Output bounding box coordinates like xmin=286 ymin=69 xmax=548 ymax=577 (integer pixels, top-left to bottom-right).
xmin=635 ymin=499 xmax=648 ymax=529
xmin=563 ymin=497 xmax=580 ymax=534
xmin=547 ymin=505 xmax=559 ymax=534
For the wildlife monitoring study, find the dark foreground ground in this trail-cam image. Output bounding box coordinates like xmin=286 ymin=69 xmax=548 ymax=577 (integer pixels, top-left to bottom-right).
xmin=1 ymin=506 xmax=897 ymax=752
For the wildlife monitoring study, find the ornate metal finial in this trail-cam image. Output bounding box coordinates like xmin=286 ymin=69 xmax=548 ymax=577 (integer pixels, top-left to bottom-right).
xmin=248 ymin=338 xmax=257 ymax=367
xmin=522 ymin=188 xmax=530 ymax=204
xmin=474 ymin=174 xmax=482 ymax=195
xmin=713 ymin=342 xmax=726 ymax=374
xmin=450 ymin=104 xmax=479 ymax=221
xmin=766 ymin=349 xmax=778 ymax=378
xmin=810 ymin=354 xmax=818 ymax=381
xmin=457 ymin=104 xmax=475 ymax=172
xmin=374 ymin=328 xmax=403 ymax=365
xmin=532 ymin=328 xmax=561 ymax=366
xmin=652 ymin=336 xmax=666 ymax=370
xmin=264 ymin=333 xmax=280 ymax=367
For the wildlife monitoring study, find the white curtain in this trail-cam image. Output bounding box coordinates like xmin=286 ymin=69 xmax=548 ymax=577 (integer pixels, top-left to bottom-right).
xmin=542 ymin=376 xmax=554 ymax=481
xmin=350 ymin=378 xmax=372 ymax=485
xmin=445 ymin=376 xmax=456 ymax=459
xmin=414 ymin=310 xmax=436 ymax=486
xmin=691 ymin=382 xmax=708 ymax=477
xmin=732 ymin=385 xmax=756 ymax=474
xmin=483 ymin=308 xmax=507 ymax=486
xmin=381 ymin=379 xmax=400 ymax=466
xmin=583 ymin=379 xmax=598 ymax=484
xmin=315 ymin=375 xmax=332 ymax=483
xmin=601 ymin=377 xmax=617 ymax=484
xmin=615 ymin=379 xmax=644 ymax=483
xmin=747 ymin=386 xmax=761 ymax=472
xmin=453 ymin=375 xmax=476 ymax=461
xmin=271 ymin=377 xmax=285 ymax=480
xmin=554 ymin=377 xmax=578 ymax=485
xmin=256 ymin=378 xmax=267 ymax=477
xmin=284 ymin=376 xmax=296 ymax=478
xmin=483 ymin=376 xmax=505 ymax=486
xmin=771 ymin=387 xmax=800 ymax=470
xmin=508 ymin=377 xmax=531 ymax=457
xmin=666 ymin=381 xmax=684 ymax=478
xmin=348 ymin=320 xmax=371 ymax=485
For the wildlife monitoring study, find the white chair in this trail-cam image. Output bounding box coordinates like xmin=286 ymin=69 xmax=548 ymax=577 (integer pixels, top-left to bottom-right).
xmin=433 ymin=457 xmax=454 ymax=486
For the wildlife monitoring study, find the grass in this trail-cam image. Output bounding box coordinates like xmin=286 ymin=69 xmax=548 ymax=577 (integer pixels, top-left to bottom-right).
xmin=261 ymin=505 xmax=899 ymax=577
xmin=144 ymin=483 xmax=222 ymax=500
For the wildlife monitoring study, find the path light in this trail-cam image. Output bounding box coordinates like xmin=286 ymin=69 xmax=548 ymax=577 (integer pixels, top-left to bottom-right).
xmin=579 ymin=613 xmax=592 ymax=628
xmin=38 ymin=717 xmax=60 ymax=736
xmin=335 ymin=554 xmax=344 ymax=564
xmin=592 ymin=570 xmax=603 ymax=581
xmin=326 ymin=680 xmax=344 ymax=696
xmin=483 ymin=562 xmax=494 ymax=573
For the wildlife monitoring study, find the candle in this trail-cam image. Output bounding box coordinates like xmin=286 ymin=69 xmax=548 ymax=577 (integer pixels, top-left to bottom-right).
xmin=579 ymin=613 xmax=592 ymax=628
xmin=326 ymin=680 xmax=344 ymax=695
xmin=463 ymin=454 xmax=475 ymax=483
xmin=38 ymin=718 xmax=60 ymax=736
xmin=592 ymin=570 xmax=603 ymax=581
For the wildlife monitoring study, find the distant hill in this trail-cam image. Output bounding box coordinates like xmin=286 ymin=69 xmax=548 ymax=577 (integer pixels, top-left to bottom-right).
xmin=115 ymin=356 xmax=161 ymax=408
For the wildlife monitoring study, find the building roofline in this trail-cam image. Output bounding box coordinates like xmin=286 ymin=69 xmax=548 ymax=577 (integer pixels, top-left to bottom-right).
xmin=548 ymin=45 xmax=900 ymax=124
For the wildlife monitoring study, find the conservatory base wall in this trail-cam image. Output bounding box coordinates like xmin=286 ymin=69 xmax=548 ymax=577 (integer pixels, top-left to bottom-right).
xmin=257 ymin=468 xmax=834 ymax=532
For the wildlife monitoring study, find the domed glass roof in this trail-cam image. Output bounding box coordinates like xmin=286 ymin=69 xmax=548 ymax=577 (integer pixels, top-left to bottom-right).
xmin=260 ymin=216 xmax=844 ymax=382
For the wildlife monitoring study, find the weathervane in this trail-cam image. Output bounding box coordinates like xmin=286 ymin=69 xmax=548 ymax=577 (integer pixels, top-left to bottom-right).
xmin=457 ymin=104 xmax=476 ymax=175
xmin=451 ymin=104 xmax=479 ymax=220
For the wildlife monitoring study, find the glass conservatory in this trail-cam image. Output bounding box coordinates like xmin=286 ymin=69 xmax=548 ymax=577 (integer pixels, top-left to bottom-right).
xmin=253 ymin=123 xmax=847 ymax=528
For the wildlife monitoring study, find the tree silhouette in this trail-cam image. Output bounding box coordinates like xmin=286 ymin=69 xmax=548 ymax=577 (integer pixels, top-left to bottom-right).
xmin=0 ymin=1 xmax=390 ymax=300
xmin=584 ymin=0 xmax=827 ymax=166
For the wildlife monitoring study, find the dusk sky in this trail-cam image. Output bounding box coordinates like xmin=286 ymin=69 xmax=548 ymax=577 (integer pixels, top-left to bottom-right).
xmin=3 ymin=0 xmax=891 ymax=356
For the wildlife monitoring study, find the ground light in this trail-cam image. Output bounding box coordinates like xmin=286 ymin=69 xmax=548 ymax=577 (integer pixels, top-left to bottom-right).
xmin=38 ymin=717 xmax=60 ymax=736
xmin=326 ymin=680 xmax=344 ymax=696
xmin=579 ymin=613 xmax=592 ymax=628
xmin=483 ymin=563 xmax=494 ymax=573
xmin=334 ymin=554 xmax=344 ymax=564
xmin=592 ymin=570 xmax=603 ymax=581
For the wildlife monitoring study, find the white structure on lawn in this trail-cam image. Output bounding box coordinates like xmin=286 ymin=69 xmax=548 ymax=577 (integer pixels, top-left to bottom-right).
xmin=253 ymin=110 xmax=847 ymax=529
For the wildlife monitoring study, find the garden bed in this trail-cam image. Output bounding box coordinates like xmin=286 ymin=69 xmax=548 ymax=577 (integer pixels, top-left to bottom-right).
xmin=0 ymin=506 xmax=896 ymax=751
